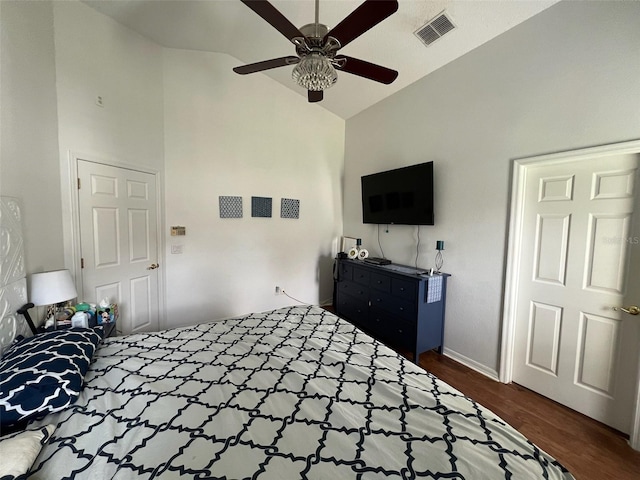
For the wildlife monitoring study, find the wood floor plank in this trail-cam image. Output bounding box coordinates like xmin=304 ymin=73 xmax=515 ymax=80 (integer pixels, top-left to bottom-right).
xmin=416 ymin=350 xmax=640 ymax=480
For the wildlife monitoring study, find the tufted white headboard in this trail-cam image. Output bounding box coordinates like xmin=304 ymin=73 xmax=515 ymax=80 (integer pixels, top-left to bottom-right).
xmin=0 ymin=196 xmax=30 ymax=355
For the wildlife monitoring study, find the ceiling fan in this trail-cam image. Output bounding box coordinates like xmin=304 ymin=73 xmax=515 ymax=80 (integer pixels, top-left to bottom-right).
xmin=233 ymin=0 xmax=399 ymax=103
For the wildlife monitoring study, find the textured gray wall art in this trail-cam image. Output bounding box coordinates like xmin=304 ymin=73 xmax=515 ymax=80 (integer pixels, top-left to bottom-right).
xmin=251 ymin=197 xmax=272 ymax=218
xmin=219 ymin=196 xmax=243 ymax=218
xmin=281 ymin=198 xmax=300 ymax=219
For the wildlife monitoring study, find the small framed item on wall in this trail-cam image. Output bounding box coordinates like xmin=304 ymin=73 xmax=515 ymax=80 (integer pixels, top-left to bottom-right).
xmin=281 ymin=198 xmax=300 ymax=219
xmin=251 ymin=196 xmax=272 ymax=218
xmin=219 ymin=196 xmax=243 ymax=218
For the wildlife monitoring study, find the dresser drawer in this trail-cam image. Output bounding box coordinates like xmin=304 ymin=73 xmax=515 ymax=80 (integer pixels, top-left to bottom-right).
xmin=337 ymin=280 xmax=368 ymax=301
xmin=370 ymin=272 xmax=391 ymax=293
xmin=335 ymin=258 xmax=449 ymax=364
xmin=352 ymin=266 xmax=371 ymax=286
xmin=339 ymin=262 xmax=353 ymax=281
xmin=369 ymin=306 xmax=415 ymax=351
xmin=392 ymin=277 xmax=417 ymax=301
xmin=369 ymin=290 xmax=416 ymax=322
xmin=336 ymin=291 xmax=368 ymax=326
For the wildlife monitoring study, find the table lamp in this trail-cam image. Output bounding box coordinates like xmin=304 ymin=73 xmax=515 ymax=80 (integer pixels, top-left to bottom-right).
xmin=17 ymin=269 xmax=78 ymax=335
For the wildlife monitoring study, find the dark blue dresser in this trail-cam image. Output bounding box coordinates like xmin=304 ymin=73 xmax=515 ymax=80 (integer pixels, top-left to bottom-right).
xmin=335 ymin=258 xmax=449 ymax=363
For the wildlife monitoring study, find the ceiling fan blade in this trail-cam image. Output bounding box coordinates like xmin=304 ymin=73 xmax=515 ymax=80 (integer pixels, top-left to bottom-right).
xmin=233 ymin=56 xmax=299 ymax=75
xmin=240 ymin=0 xmax=304 ymax=42
xmin=324 ymin=0 xmax=398 ymax=49
xmin=335 ymin=55 xmax=398 ymax=84
xmin=308 ymin=90 xmax=323 ymax=103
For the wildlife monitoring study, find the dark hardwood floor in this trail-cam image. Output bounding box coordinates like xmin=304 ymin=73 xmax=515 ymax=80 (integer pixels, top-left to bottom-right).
xmin=415 ymin=350 xmax=640 ymax=480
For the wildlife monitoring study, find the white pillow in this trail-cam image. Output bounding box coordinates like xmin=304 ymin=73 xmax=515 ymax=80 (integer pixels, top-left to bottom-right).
xmin=0 ymin=424 xmax=55 ymax=478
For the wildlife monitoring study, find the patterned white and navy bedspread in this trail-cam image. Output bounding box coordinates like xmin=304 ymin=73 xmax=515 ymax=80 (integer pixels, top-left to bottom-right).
xmin=28 ymin=306 xmax=574 ymax=479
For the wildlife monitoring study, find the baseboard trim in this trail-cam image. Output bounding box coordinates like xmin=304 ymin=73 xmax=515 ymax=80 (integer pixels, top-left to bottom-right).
xmin=442 ymin=347 xmax=500 ymax=382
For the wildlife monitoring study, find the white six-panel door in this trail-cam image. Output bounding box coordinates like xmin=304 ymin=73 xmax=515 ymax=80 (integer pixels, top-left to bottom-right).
xmin=512 ymin=152 xmax=639 ymax=434
xmin=77 ymin=160 xmax=160 ymax=335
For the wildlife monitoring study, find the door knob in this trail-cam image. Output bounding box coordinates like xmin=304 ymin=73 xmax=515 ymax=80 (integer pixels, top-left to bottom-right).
xmin=147 ymin=263 xmax=159 ymax=270
xmin=614 ymin=305 xmax=640 ymax=315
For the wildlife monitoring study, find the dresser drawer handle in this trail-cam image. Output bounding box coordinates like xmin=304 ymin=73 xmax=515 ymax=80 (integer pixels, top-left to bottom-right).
xmin=400 ymin=287 xmax=405 ymax=291
xmin=398 ymin=329 xmax=403 ymax=334
xmin=399 ymin=307 xmax=404 ymax=311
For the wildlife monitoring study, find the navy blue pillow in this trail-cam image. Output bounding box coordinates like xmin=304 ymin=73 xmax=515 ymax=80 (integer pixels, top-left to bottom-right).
xmin=0 ymin=328 xmax=103 ymax=428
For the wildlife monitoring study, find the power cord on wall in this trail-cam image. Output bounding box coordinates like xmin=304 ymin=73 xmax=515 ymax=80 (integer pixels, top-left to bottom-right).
xmin=282 ymin=290 xmax=313 ymax=306
xmin=415 ymin=225 xmax=422 ymax=269
xmin=377 ymin=224 xmax=387 ymax=259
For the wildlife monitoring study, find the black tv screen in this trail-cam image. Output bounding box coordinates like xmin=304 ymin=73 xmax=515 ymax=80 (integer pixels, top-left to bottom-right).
xmin=361 ymin=162 xmax=434 ymax=225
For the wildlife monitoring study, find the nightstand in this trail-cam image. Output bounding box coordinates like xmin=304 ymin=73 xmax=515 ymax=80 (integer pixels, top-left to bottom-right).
xmin=102 ymin=322 xmax=117 ymax=338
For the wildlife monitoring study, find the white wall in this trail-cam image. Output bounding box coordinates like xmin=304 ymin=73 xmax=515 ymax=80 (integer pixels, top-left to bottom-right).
xmin=0 ymin=0 xmax=63 ymax=274
xmin=47 ymin=1 xmax=344 ymax=328
xmin=52 ymin=1 xmax=165 ymax=283
xmin=52 ymin=2 xmax=165 ymax=171
xmin=163 ymin=48 xmax=345 ymax=326
xmin=343 ymin=0 xmax=640 ymax=375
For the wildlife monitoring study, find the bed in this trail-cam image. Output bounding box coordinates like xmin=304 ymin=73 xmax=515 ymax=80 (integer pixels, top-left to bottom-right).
xmin=1 ymin=196 xmax=574 ymax=479
xmin=0 ymin=304 xmax=574 ymax=480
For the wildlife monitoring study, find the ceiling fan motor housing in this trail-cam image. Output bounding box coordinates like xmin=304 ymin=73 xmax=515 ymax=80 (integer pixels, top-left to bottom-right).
xmin=294 ymin=24 xmax=340 ymax=58
xmin=299 ymin=23 xmax=329 ymax=39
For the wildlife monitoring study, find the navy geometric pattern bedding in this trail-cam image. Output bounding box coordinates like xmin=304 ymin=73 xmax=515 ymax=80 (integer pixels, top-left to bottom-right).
xmin=27 ymin=306 xmax=574 ymax=479
xmin=0 ymin=328 xmax=103 ymax=428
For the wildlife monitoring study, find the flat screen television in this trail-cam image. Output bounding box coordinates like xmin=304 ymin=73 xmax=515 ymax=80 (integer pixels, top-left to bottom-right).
xmin=361 ymin=161 xmax=434 ymax=225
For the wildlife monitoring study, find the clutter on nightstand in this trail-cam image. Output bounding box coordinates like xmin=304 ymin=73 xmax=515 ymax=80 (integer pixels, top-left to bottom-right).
xmin=96 ymin=298 xmax=118 ymax=326
xmin=38 ymin=298 xmax=118 ymax=338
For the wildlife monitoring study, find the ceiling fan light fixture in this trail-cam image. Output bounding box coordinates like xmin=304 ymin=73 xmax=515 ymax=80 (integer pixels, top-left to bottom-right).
xmin=292 ymin=53 xmax=337 ymax=91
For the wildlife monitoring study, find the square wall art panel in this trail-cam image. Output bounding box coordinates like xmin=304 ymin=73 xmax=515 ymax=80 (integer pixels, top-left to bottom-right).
xmin=281 ymin=198 xmax=300 ymax=219
xmin=219 ymin=196 xmax=243 ymax=218
xmin=251 ymin=196 xmax=272 ymax=218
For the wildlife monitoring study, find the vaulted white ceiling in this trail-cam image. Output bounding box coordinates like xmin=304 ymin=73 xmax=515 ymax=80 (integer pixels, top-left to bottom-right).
xmin=83 ymin=0 xmax=559 ymax=119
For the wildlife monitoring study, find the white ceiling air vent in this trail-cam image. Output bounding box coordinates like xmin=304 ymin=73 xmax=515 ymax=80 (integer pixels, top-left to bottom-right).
xmin=414 ymin=12 xmax=455 ymax=47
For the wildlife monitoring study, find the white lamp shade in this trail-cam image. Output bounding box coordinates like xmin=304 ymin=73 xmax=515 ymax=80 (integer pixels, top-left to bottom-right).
xmin=29 ymin=269 xmax=78 ymax=306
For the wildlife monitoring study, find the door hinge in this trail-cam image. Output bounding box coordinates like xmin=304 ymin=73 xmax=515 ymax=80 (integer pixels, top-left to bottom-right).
xmin=77 ymin=178 xmax=81 ymax=189
xmin=81 ymin=258 xmax=84 ymax=269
